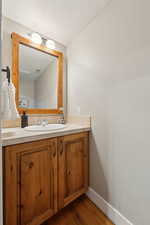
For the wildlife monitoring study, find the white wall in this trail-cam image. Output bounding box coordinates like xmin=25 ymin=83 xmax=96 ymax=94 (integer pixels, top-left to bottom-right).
xmin=20 ymin=77 xmax=35 ymax=108
xmin=35 ymin=60 xmax=57 ymax=109
xmin=67 ymin=0 xmax=150 ymax=224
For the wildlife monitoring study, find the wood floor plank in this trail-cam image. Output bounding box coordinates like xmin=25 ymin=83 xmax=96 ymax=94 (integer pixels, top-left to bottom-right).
xmin=44 ymin=195 xmax=114 ymax=225
xmin=81 ymin=197 xmax=112 ymax=224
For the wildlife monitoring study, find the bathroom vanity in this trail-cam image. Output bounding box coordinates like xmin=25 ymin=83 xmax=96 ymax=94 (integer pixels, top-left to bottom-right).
xmin=2 ymin=31 xmax=90 ymax=225
xmin=3 ymin=126 xmax=89 ymax=225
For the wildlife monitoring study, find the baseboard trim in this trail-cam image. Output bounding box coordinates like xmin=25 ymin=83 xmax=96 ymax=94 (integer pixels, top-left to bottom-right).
xmin=87 ymin=187 xmax=134 ymax=225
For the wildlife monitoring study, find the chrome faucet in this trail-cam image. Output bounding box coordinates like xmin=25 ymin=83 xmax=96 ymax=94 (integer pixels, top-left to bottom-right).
xmin=40 ymin=119 xmax=49 ymax=127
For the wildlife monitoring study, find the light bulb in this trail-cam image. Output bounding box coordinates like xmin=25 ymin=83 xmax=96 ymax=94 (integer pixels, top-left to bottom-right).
xmin=46 ymin=39 xmax=55 ymax=49
xmin=30 ymin=33 xmax=42 ymax=45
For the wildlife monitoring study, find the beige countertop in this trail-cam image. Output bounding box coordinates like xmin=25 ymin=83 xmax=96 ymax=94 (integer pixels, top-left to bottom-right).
xmin=2 ymin=123 xmax=90 ymax=147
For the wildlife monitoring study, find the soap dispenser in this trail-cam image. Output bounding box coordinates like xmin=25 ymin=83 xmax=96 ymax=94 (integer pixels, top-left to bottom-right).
xmin=21 ymin=111 xmax=28 ymax=128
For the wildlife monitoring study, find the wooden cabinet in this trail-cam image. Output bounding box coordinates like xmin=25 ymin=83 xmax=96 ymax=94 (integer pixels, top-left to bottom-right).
xmin=58 ymin=132 xmax=89 ymax=209
xmin=3 ymin=132 xmax=89 ymax=225
xmin=4 ymin=139 xmax=57 ymax=225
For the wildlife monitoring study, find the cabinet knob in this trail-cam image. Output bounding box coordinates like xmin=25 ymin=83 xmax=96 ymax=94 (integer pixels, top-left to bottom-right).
xmin=29 ymin=162 xmax=34 ymax=168
xmin=67 ymin=170 xmax=71 ymax=176
xmin=60 ymin=147 xmax=63 ymax=155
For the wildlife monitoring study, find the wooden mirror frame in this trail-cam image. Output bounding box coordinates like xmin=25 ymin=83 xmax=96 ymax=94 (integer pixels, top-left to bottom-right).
xmin=12 ymin=32 xmax=63 ymax=114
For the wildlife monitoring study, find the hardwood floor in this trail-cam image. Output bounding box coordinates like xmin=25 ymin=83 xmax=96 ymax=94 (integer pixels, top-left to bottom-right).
xmin=43 ymin=195 xmax=114 ymax=225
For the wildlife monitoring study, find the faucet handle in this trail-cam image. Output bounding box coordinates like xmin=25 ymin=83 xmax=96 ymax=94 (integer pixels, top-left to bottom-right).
xmin=57 ymin=118 xmax=65 ymax=124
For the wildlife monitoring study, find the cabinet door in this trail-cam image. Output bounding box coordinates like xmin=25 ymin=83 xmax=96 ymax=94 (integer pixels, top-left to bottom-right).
xmin=4 ymin=139 xmax=57 ymax=225
xmin=58 ymin=132 xmax=89 ymax=209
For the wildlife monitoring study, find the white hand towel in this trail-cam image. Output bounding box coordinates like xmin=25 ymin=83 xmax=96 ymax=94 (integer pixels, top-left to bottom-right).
xmin=8 ymin=81 xmax=20 ymax=120
xmin=1 ymin=78 xmax=20 ymax=120
xmin=1 ymin=78 xmax=11 ymax=120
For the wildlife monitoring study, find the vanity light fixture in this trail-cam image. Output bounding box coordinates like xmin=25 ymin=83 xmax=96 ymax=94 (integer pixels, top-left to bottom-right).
xmin=29 ymin=32 xmax=56 ymax=49
xmin=45 ymin=39 xmax=55 ymax=49
xmin=30 ymin=33 xmax=42 ymax=45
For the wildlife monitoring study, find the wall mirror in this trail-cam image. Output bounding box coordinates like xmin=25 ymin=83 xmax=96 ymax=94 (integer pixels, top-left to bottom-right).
xmin=12 ymin=32 xmax=63 ymax=114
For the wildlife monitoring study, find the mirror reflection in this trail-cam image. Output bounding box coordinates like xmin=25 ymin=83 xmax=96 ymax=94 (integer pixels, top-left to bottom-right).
xmin=19 ymin=44 xmax=58 ymax=109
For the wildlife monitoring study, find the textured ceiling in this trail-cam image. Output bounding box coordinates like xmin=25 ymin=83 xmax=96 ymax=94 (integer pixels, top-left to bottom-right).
xmin=3 ymin=0 xmax=109 ymax=45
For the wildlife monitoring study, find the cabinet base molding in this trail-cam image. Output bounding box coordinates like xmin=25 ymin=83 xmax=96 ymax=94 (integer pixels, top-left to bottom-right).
xmin=87 ymin=188 xmax=133 ymax=225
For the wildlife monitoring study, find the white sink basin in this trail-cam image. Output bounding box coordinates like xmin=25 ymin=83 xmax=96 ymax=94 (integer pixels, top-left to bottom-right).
xmin=24 ymin=124 xmax=67 ymax=132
